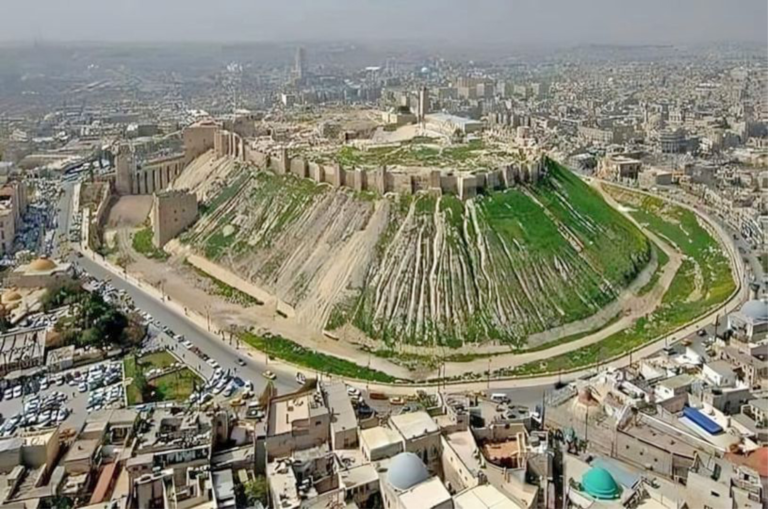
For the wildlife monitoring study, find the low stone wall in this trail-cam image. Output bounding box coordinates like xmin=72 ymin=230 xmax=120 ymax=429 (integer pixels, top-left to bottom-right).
xmin=212 ymin=127 xmax=545 ymax=200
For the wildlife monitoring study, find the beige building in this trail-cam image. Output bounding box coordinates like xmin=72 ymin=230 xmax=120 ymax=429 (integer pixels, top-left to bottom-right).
xmin=599 ymin=156 xmax=642 ymax=181
xmin=323 ymin=382 xmax=359 ymax=450
xmin=151 ymin=190 xmax=198 ymax=248
xmin=0 ymin=180 xmax=27 ymax=256
xmin=266 ymin=389 xmax=331 ymax=460
xmin=6 ymin=257 xmax=73 ymax=289
xmin=638 ymin=169 xmax=674 ymax=189
xmin=380 ymin=452 xmax=452 ymax=509
xmin=390 ymin=411 xmax=442 ymax=476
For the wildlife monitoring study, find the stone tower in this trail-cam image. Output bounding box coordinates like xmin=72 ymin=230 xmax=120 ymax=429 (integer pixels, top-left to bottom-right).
xmin=418 ymin=86 xmax=429 ymax=123
xmin=115 ymin=143 xmax=135 ymax=195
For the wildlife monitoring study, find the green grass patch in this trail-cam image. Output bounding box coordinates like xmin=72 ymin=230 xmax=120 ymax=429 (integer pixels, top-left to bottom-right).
xmin=132 ymin=227 xmax=169 ymax=260
xmin=125 ymin=352 xmax=201 ymax=405
xmin=185 ymin=261 xmax=263 ymax=306
xmin=204 ymin=228 xmax=238 ymax=259
xmin=203 ymin=172 xmax=250 ymax=214
xmin=331 ymin=139 xmax=512 ymax=171
xmin=506 ymin=186 xmax=735 ymax=377
xmin=241 ymin=332 xmax=398 ymax=383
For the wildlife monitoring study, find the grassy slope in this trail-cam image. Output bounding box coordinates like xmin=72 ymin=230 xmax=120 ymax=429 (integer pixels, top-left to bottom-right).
xmin=507 ymin=186 xmax=735 ymax=376
xmin=352 ymin=160 xmax=650 ymax=347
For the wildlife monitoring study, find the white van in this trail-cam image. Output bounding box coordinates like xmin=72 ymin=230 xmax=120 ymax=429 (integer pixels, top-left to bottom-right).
xmin=490 ymin=393 xmax=509 ymax=403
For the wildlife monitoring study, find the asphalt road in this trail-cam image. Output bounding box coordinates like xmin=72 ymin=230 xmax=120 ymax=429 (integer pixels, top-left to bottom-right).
xmin=57 ymin=182 xmax=299 ymax=397
xmin=75 ymin=254 xmax=300 ymax=396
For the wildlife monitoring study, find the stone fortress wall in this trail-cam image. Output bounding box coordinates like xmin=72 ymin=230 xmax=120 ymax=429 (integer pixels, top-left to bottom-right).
xmin=117 ymin=123 xmax=544 ymax=201
xmin=214 ymin=128 xmax=544 ymax=201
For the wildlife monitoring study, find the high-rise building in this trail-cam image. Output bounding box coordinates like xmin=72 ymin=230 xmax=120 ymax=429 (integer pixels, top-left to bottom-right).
xmin=295 ymin=47 xmax=306 ymax=82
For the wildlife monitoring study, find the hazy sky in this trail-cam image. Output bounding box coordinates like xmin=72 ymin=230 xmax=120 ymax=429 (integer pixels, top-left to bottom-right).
xmin=3 ymin=0 xmax=766 ymax=45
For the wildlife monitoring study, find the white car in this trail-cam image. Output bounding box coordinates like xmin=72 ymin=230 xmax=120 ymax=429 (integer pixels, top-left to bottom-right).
xmin=78 ymin=383 xmax=88 ymax=393
xmin=2 ymin=389 xmax=11 ymax=400
xmin=183 ymin=340 xmax=193 ymax=349
xmin=12 ymin=386 xmax=22 ymax=398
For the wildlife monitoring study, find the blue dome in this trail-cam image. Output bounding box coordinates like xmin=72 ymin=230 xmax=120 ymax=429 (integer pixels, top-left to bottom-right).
xmin=582 ymin=467 xmax=621 ymax=500
xmin=387 ymin=452 xmax=429 ymax=491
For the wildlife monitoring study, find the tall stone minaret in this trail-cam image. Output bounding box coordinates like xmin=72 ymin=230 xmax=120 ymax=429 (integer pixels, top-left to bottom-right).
xmin=115 ymin=142 xmax=135 ymax=195
xmin=418 ymin=86 xmax=429 ymax=124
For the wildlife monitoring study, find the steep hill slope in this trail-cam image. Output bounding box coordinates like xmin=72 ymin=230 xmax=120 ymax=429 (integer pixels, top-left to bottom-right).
xmin=180 ymin=159 xmax=651 ymax=348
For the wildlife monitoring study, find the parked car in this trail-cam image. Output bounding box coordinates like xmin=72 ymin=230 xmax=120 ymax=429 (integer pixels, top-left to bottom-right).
xmin=262 ymin=371 xmax=276 ymax=380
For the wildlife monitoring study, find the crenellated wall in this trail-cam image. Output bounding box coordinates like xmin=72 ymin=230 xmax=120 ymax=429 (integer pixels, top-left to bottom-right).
xmin=211 ymin=127 xmax=545 ymax=200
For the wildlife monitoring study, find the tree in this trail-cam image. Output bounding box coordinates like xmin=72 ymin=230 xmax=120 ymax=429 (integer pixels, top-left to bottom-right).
xmin=47 ymin=496 xmax=73 ymax=509
xmin=132 ymin=359 xmax=151 ymax=402
xmin=241 ymin=477 xmax=268 ymax=507
xmin=123 ymin=311 xmax=147 ymax=346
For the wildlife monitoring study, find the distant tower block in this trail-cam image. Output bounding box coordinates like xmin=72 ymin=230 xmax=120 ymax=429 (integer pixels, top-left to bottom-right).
xmin=418 ymin=86 xmax=429 ymax=123
xmin=295 ymin=47 xmax=306 ymax=82
xmin=115 ymin=142 xmax=135 ymax=195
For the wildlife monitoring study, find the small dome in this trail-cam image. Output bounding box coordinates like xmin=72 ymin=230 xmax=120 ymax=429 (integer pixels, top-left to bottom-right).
xmin=28 ymin=258 xmax=56 ymax=272
xmin=582 ymin=467 xmax=621 ymax=500
xmin=387 ymin=452 xmax=429 ymax=491
xmin=740 ymin=300 xmax=768 ymax=322
xmin=1 ymin=291 xmax=21 ymax=304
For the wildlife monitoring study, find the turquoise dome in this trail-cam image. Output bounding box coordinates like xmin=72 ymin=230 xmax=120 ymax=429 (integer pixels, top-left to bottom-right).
xmin=582 ymin=467 xmax=621 ymax=500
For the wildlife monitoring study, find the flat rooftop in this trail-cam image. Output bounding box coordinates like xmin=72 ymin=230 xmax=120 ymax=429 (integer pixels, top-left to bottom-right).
xmin=390 ymin=411 xmax=439 ymax=441
xmin=360 ymin=426 xmax=402 ymax=454
xmin=324 ymin=382 xmax=357 ymax=433
xmin=444 ymin=430 xmax=482 ymax=478
xmin=268 ymin=391 xmax=328 ymax=437
xmin=399 ymin=476 xmax=451 ymax=509
xmin=454 ymin=484 xmax=522 ymax=509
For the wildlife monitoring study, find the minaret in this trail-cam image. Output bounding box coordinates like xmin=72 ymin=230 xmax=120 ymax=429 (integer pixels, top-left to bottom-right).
xmin=115 ymin=142 xmax=134 ymax=195
xmin=418 ymin=86 xmax=429 ymax=124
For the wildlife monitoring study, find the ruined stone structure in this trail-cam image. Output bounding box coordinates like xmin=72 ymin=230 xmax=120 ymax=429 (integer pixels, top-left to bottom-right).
xmin=115 ymin=122 xmax=220 ymax=196
xmin=151 ymin=190 xmax=198 ymax=248
xmin=212 ymin=127 xmax=544 ymax=201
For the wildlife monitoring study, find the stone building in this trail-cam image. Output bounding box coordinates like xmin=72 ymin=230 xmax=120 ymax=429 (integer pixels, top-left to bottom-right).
xmin=115 ymin=122 xmax=218 ymax=196
xmin=0 ymin=180 xmax=28 ymax=255
xmin=151 ymin=190 xmax=198 ymax=248
xmin=599 ymin=155 xmax=642 ymax=181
